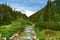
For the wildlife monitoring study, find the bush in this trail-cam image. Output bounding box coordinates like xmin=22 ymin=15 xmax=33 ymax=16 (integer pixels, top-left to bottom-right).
xmin=35 ymin=28 xmax=45 ymax=40
xmin=35 ymin=19 xmax=60 ymax=31
xmin=0 ymin=18 xmax=31 ymax=40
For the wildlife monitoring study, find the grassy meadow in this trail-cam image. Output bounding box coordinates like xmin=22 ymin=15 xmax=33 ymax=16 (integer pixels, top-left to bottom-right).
xmin=0 ymin=18 xmax=31 ymax=40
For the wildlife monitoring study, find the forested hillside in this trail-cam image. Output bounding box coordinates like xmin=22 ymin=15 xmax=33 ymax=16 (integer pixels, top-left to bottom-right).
xmin=29 ymin=0 xmax=60 ymax=30
xmin=0 ymin=4 xmax=27 ymax=26
xmin=29 ymin=0 xmax=55 ymax=22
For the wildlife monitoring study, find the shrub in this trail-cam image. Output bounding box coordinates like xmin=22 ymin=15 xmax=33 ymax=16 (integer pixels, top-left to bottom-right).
xmin=0 ymin=18 xmax=31 ymax=40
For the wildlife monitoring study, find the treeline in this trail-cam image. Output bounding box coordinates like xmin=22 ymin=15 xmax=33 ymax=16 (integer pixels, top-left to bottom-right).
xmin=0 ymin=4 xmax=27 ymax=26
xmin=28 ymin=0 xmax=60 ymax=30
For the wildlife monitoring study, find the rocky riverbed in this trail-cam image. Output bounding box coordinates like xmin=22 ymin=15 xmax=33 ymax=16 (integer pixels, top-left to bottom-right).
xmin=9 ymin=24 xmax=36 ymax=40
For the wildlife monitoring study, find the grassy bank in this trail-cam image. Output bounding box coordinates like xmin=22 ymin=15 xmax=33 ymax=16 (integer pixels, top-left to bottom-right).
xmin=35 ymin=28 xmax=60 ymax=40
xmin=0 ymin=18 xmax=31 ymax=40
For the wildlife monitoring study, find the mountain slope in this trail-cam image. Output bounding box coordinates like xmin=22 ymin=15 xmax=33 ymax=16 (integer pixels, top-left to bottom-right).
xmin=29 ymin=0 xmax=60 ymax=30
xmin=29 ymin=0 xmax=55 ymax=23
xmin=0 ymin=4 xmax=27 ymax=25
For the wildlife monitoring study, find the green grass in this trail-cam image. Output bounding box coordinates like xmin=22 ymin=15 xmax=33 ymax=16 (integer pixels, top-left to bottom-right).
xmin=0 ymin=18 xmax=31 ymax=40
xmin=35 ymin=28 xmax=45 ymax=40
xmin=35 ymin=28 xmax=60 ymax=40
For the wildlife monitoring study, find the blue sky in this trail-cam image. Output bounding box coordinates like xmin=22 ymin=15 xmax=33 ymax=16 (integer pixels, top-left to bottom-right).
xmin=0 ymin=0 xmax=55 ymax=17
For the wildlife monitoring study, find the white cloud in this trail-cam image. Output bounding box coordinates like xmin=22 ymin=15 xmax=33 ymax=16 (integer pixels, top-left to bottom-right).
xmin=15 ymin=7 xmax=36 ymax=17
xmin=10 ymin=4 xmax=36 ymax=17
xmin=7 ymin=0 xmax=48 ymax=17
xmin=24 ymin=9 xmax=36 ymax=17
